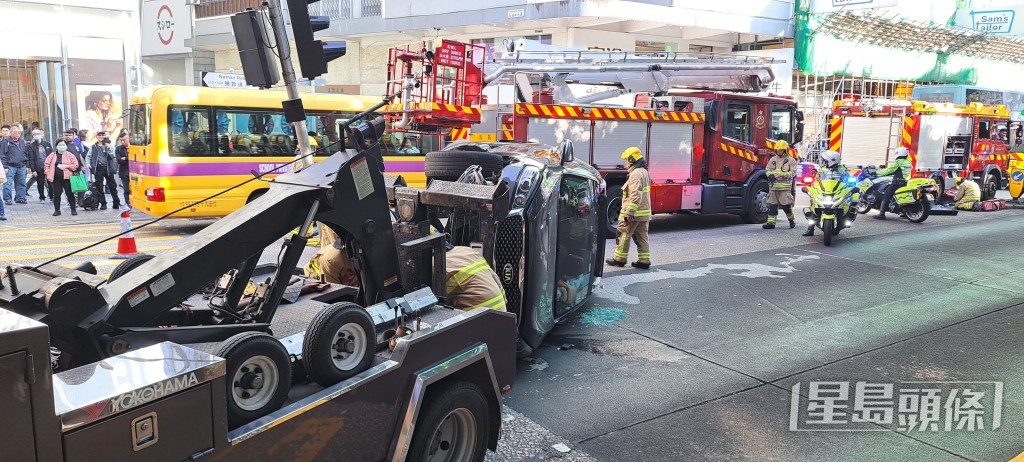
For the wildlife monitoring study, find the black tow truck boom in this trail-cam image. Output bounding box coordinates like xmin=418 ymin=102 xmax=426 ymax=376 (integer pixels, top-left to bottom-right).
xmin=0 ymin=116 xmax=516 ymax=461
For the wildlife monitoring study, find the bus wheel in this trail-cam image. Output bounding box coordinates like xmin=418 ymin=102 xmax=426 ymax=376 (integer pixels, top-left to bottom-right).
xmin=302 ymin=302 xmax=376 ymax=387
xmin=740 ymin=179 xmax=769 ymax=224
xmin=605 ymin=185 xmax=622 ymax=239
xmin=216 ymin=332 xmax=292 ymax=429
xmin=408 ymin=381 xmax=490 ymax=462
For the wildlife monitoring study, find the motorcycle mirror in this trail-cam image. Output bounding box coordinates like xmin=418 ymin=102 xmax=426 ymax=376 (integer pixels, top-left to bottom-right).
xmin=801 ymin=186 xmax=808 ymax=193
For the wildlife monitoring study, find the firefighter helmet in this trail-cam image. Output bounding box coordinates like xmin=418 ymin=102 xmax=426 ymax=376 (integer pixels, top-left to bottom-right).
xmin=954 ymin=176 xmax=964 ymax=187
xmin=621 ymin=146 xmax=644 ymax=164
xmin=773 ymin=139 xmax=789 ymax=152
xmin=895 ymin=147 xmax=910 ymax=159
xmin=820 ymin=150 xmax=841 ymax=168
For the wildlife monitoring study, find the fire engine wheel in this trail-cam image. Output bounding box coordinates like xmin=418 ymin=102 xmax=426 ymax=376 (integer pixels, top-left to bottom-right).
xmin=302 ymin=302 xmax=376 ymax=387
xmin=982 ymin=174 xmax=999 ymax=201
xmin=409 ymin=381 xmax=489 ymax=462
xmin=903 ymin=200 xmax=930 ymax=223
xmin=605 ymin=185 xmax=622 ymax=239
xmin=108 ymin=254 xmax=155 ymax=281
xmin=740 ymin=178 xmax=770 ymax=224
xmin=216 ymin=332 xmax=292 ymax=429
xmin=425 ymin=150 xmax=505 ymax=182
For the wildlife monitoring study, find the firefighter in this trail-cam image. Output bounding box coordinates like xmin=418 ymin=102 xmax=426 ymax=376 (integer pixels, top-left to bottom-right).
xmin=763 ymin=140 xmax=798 ymax=229
xmin=445 ymin=246 xmax=507 ymax=311
xmin=606 ymin=146 xmax=653 ymax=269
xmin=304 ymin=225 xmax=361 ymax=287
xmin=952 ymin=176 xmax=981 ymax=210
xmin=802 ymin=150 xmax=855 ymax=236
xmin=874 ymin=146 xmax=913 ymax=220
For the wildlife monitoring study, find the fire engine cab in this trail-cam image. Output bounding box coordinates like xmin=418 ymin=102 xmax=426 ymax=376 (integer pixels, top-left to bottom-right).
xmin=830 ymin=96 xmax=1024 ymax=200
xmin=382 ymin=39 xmax=804 ymax=235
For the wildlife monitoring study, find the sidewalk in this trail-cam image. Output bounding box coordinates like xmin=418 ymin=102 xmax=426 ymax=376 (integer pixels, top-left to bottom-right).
xmin=1 ymin=193 xmax=153 ymax=229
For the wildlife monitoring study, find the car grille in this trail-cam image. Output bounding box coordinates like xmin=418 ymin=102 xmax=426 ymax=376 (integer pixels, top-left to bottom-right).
xmin=493 ymin=215 xmax=524 ymax=317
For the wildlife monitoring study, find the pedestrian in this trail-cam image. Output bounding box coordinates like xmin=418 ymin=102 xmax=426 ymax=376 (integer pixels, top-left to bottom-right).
xmin=0 ymin=157 xmax=6 ymax=220
xmin=87 ymin=131 xmax=120 ymax=210
xmin=1 ymin=123 xmax=29 ymax=205
xmin=952 ymin=177 xmax=981 ymax=210
xmin=1 ymin=124 xmax=10 ymax=141
xmin=45 ymin=139 xmax=79 ymax=216
xmin=116 ymin=132 xmax=131 ymax=206
xmin=71 ymin=127 xmax=86 ymax=154
xmin=763 ymin=139 xmax=798 ymax=229
xmin=606 ymin=146 xmax=653 ymax=269
xmin=62 ymin=129 xmax=88 ymax=204
xmin=24 ymin=128 xmax=54 ymax=202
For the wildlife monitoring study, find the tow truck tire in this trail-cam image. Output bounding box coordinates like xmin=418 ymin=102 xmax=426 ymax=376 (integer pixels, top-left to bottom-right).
xmin=216 ymin=332 xmax=292 ymax=429
xmin=108 ymin=254 xmax=155 ymax=281
xmin=409 ymin=381 xmax=490 ymax=462
xmin=982 ymin=173 xmax=999 ymax=201
xmin=740 ymin=178 xmax=770 ymax=224
xmin=425 ymin=150 xmax=504 ymax=182
xmin=605 ymin=185 xmax=622 ymax=239
xmin=302 ymin=302 xmax=376 ymax=387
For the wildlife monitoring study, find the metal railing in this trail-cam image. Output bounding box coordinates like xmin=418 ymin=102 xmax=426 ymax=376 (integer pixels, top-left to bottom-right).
xmin=196 ymin=0 xmax=381 ymax=19
xmin=195 ymin=0 xmax=263 ymax=19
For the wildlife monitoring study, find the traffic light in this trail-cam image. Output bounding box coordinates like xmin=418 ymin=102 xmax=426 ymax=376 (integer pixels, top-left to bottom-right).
xmin=287 ymin=0 xmax=347 ymax=80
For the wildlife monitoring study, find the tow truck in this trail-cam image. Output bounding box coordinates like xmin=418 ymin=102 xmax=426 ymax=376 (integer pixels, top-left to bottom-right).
xmin=382 ymin=39 xmax=804 ymax=237
xmin=0 ymin=100 xmax=604 ymax=460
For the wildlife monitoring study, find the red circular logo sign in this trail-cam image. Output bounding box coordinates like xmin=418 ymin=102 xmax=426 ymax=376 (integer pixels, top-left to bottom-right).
xmin=157 ymin=5 xmax=175 ymax=46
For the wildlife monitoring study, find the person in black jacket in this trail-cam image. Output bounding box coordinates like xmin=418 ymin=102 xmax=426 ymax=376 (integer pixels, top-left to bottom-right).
xmin=24 ymin=128 xmax=54 ymax=202
xmin=116 ymin=132 xmax=130 ymax=206
xmin=87 ymin=131 xmax=120 ymax=210
xmin=1 ymin=124 xmax=29 ymax=204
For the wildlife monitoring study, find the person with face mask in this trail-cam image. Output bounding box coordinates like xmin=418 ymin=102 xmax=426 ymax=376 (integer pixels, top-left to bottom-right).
xmin=45 ymin=139 xmax=79 ymax=216
xmin=87 ymin=131 xmax=120 ymax=210
xmin=24 ymin=129 xmax=54 ymax=202
xmin=62 ymin=129 xmax=87 ymax=205
xmin=1 ymin=124 xmax=28 ymax=204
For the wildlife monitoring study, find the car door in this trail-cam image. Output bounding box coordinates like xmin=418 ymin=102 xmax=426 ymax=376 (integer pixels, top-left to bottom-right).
xmin=554 ymin=174 xmax=599 ymax=318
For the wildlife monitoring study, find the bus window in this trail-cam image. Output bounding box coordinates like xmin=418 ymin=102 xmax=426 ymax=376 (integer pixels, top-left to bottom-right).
xmin=770 ymin=105 xmax=793 ymax=144
xmin=214 ymin=109 xmax=296 ymax=156
xmin=169 ymin=107 xmax=213 ymax=157
xmin=129 ymin=104 xmax=150 ymax=146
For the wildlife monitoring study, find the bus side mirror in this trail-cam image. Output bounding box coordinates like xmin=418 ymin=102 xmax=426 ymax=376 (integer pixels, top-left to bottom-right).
xmin=705 ymin=100 xmax=720 ymax=131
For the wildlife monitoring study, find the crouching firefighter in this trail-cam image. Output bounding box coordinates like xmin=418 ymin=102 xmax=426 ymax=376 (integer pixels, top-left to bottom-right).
xmin=952 ymin=176 xmax=981 ymax=210
xmin=764 ymin=140 xmax=797 ymax=229
xmin=304 ymin=224 xmax=361 ymax=286
xmin=874 ymin=147 xmax=913 ymax=220
xmin=606 ymin=146 xmax=653 ymax=269
xmin=445 ymin=246 xmax=507 ymax=311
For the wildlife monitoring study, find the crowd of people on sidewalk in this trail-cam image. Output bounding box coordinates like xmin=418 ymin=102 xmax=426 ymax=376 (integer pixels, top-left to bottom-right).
xmin=0 ymin=123 xmax=131 ymax=220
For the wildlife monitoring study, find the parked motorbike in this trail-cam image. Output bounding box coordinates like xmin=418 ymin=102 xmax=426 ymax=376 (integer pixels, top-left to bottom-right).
xmin=854 ymin=166 xmax=937 ymax=223
xmin=802 ymin=169 xmax=860 ymax=246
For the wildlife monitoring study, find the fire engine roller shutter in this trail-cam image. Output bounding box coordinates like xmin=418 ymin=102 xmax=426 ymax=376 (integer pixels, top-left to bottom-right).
xmin=592 ymin=121 xmax=650 ymax=167
xmin=648 ymin=123 xmax=694 ymax=183
xmin=917 ymin=115 xmax=973 ymax=171
xmin=526 ymin=118 xmax=592 ymax=162
xmin=840 ymin=117 xmax=892 ymax=168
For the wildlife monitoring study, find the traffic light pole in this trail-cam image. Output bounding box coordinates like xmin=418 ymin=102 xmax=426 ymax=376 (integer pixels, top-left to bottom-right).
xmin=264 ymin=0 xmax=314 ymax=171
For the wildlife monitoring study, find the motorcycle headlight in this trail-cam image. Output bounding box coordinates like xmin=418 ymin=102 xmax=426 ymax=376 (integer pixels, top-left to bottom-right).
xmin=821 ymin=196 xmax=835 ymax=206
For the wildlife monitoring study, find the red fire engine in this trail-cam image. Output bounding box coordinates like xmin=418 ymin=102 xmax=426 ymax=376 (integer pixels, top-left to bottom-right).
xmin=382 ymin=39 xmax=803 ymax=234
xmin=830 ymin=97 xmax=1024 ymax=199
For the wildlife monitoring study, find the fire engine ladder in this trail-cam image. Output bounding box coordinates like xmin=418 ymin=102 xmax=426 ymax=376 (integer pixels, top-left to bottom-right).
xmin=885 ymin=107 xmax=907 ymax=164
xmin=482 ymin=43 xmax=780 ymax=102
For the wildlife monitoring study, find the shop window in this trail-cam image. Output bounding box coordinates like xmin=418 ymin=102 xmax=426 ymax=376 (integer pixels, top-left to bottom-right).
xmin=724 ymin=103 xmax=751 ymax=144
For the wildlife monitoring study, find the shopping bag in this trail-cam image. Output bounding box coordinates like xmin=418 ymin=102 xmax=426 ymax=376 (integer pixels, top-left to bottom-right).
xmin=70 ymin=173 xmax=88 ymax=193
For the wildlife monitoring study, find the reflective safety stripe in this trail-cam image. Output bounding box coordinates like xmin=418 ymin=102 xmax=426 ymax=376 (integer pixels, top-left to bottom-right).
xmin=626 ymin=203 xmax=639 ymax=211
xmin=633 ymin=210 xmax=652 ymax=217
xmin=641 ymin=186 xmax=650 ymax=193
xmin=308 ymin=258 xmax=322 ymax=276
xmin=469 ymin=293 xmax=506 ymax=310
xmin=637 ymin=252 xmax=651 ymax=259
xmin=767 ymin=216 xmax=777 ymax=224
xmin=446 ymin=259 xmax=490 ymax=292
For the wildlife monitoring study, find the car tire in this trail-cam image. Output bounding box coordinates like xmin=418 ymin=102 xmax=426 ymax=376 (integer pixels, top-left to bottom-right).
xmin=109 ymin=254 xmax=155 ymax=281
xmin=425 ymin=150 xmax=504 ymax=182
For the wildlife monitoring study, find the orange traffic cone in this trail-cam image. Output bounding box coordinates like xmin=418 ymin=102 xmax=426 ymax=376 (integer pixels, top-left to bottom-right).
xmin=113 ymin=205 xmax=138 ymax=259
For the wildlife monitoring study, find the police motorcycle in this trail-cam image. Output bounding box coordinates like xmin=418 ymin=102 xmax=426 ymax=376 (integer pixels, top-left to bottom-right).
xmin=853 ymin=166 xmax=937 ymax=223
xmin=802 ymin=168 xmax=860 ymax=246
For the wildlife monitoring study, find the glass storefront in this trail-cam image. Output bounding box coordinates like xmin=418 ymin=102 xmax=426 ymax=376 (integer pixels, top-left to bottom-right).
xmin=0 ymin=59 xmax=67 ymax=142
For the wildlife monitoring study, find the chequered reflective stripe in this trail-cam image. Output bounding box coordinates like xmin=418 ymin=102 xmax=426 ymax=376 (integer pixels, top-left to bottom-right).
xmin=515 ymin=103 xmax=705 ymax=123
xmin=500 ymin=123 xmax=514 ymax=140
xmin=1012 ymin=153 xmax=1024 ymax=161
xmin=719 ymin=142 xmax=758 ymax=162
xmin=829 ymin=117 xmax=843 ymax=152
xmin=383 ymin=102 xmax=481 ymax=115
xmin=449 ymin=127 xmax=470 ymax=140
xmin=902 ymin=117 xmax=914 ymax=146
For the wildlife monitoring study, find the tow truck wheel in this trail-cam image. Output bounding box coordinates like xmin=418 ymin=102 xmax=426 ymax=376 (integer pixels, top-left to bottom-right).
xmin=740 ymin=178 xmax=770 ymax=224
xmin=409 ymin=381 xmax=489 ymax=462
xmin=216 ymin=332 xmax=292 ymax=429
xmin=605 ymin=185 xmax=622 ymax=239
xmin=982 ymin=173 xmax=999 ymax=201
xmin=302 ymin=302 xmax=376 ymax=387
xmin=108 ymin=254 xmax=155 ymax=281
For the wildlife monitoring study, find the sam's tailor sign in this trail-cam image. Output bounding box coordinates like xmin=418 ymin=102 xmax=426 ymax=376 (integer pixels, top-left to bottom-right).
xmin=142 ymin=0 xmax=192 ymax=56
xmin=955 ymin=6 xmax=1024 ymax=35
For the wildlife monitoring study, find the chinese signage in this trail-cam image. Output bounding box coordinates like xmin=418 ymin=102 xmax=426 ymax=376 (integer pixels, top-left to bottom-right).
xmin=789 ymin=380 xmax=1003 ymax=432
xmin=201 ymin=72 xmax=254 ymax=89
xmin=142 ymin=0 xmax=191 ymax=56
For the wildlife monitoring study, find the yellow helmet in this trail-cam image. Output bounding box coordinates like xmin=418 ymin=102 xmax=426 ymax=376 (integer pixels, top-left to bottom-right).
xmin=621 ymin=146 xmax=643 ymax=164
xmin=954 ymin=177 xmax=964 ymax=187
xmin=772 ymin=139 xmax=789 ymax=151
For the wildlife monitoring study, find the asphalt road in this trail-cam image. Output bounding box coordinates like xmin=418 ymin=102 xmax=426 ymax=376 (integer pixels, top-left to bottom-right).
xmin=4 ymin=197 xmax=1024 ymax=461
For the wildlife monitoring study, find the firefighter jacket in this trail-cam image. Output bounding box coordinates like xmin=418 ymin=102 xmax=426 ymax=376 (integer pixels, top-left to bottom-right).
xmin=954 ymin=179 xmax=981 ymax=204
xmin=877 ymin=157 xmax=912 ymax=179
xmin=303 ymin=225 xmax=361 ymax=287
xmin=445 ymin=246 xmax=507 ymax=312
xmin=621 ymin=165 xmax=652 ymax=221
xmin=766 ymin=155 xmax=797 ymax=190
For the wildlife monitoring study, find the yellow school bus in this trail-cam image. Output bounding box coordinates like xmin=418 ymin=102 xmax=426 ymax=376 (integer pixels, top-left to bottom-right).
xmin=127 ymin=86 xmax=436 ymax=218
